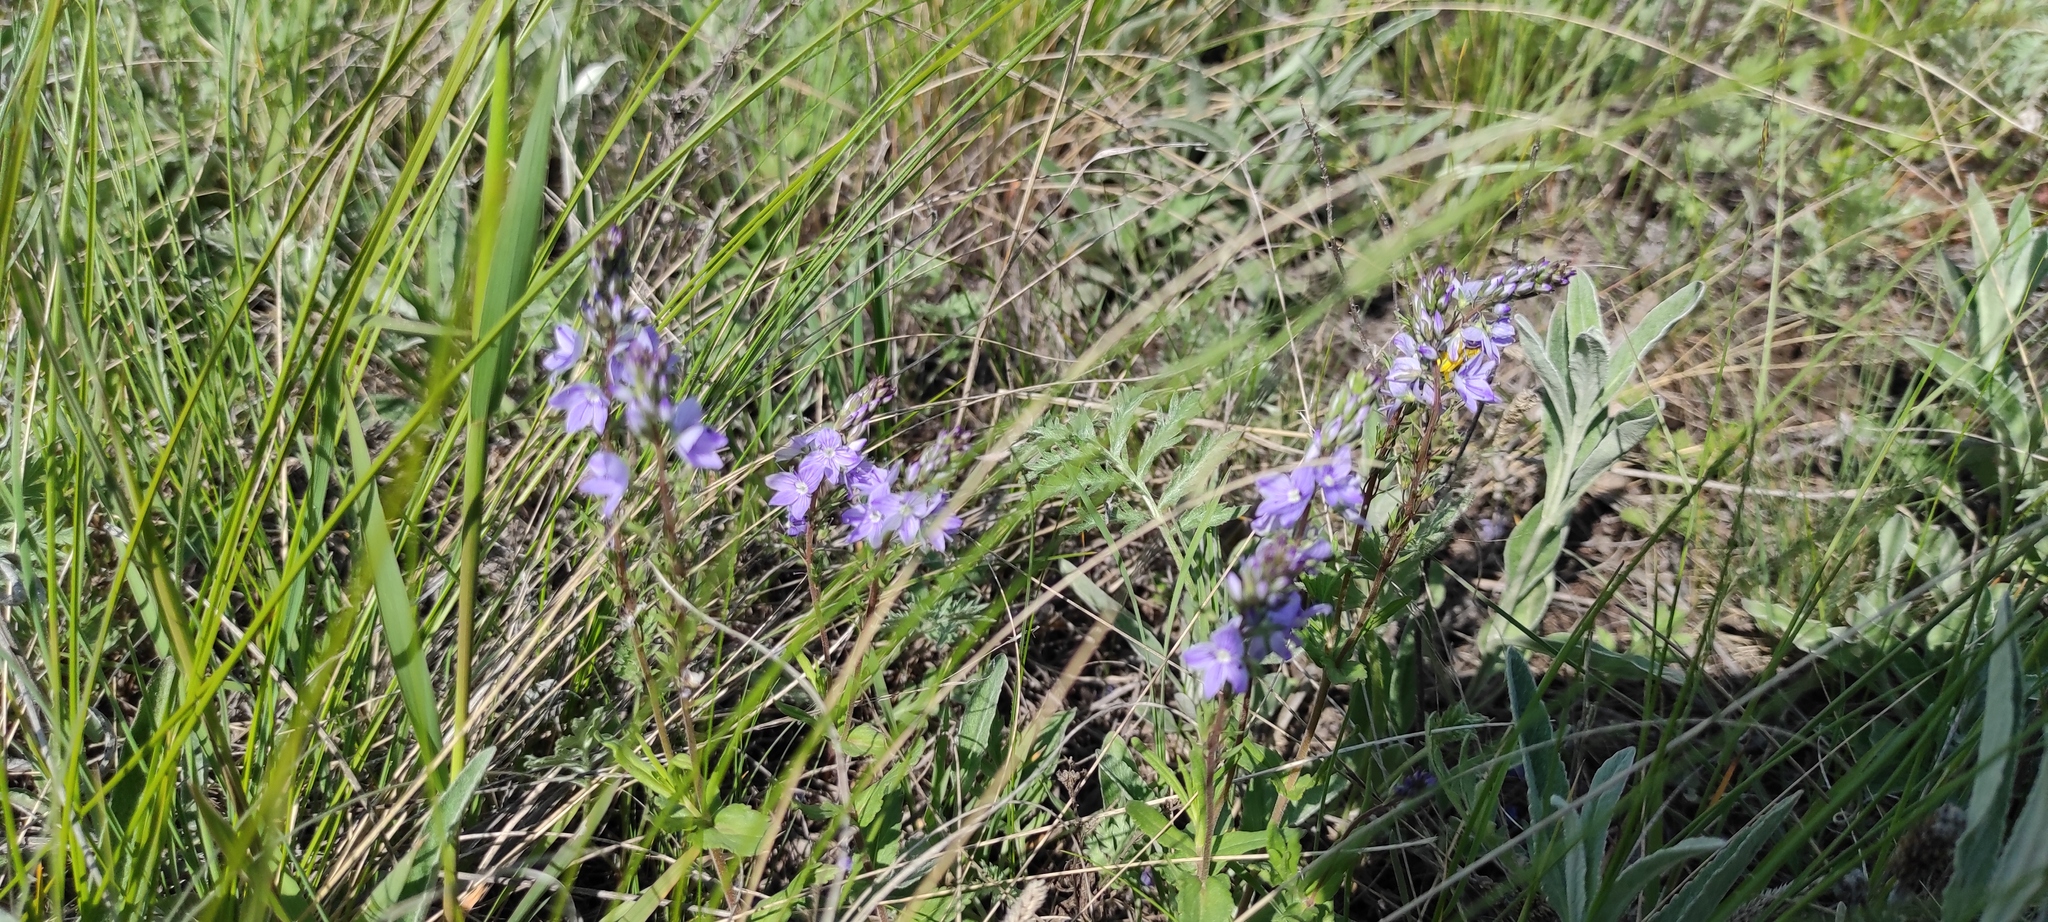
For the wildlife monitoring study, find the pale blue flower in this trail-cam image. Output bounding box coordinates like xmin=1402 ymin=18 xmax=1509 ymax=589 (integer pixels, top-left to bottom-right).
xmin=542 ymin=323 xmax=584 ymax=374
xmin=1184 ymin=619 xmax=1249 ymax=699
xmin=578 ymin=450 xmax=630 ymax=518
xmin=669 ymin=397 xmax=727 ymax=470
xmin=550 ymin=383 xmax=609 ymax=435
xmin=766 ymin=471 xmax=814 ymax=535
xmin=1252 ymin=466 xmax=1317 ymax=534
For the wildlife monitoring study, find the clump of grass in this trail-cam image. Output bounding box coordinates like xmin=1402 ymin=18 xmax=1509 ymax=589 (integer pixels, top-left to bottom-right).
xmin=2 ymin=0 xmax=2046 ymax=919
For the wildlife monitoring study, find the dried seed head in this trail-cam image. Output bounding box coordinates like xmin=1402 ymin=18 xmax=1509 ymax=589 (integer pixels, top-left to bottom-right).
xmin=1886 ymin=803 xmax=1966 ymax=893
xmin=1827 ymin=867 xmax=1869 ymax=907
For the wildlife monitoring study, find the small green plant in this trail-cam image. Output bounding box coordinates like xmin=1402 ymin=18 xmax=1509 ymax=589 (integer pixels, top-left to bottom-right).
xmin=1504 ymin=649 xmax=1800 ymax=922
xmin=1482 ymin=275 xmax=1702 ymax=652
xmin=1939 ymin=590 xmax=2048 ymax=922
xmin=1915 ymin=183 xmax=2048 ymax=507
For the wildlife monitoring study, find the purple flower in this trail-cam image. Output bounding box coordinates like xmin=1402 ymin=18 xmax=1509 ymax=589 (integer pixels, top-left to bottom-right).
xmin=1484 ymin=313 xmax=1516 ymax=357
xmin=578 ymin=450 xmax=630 ymax=518
xmin=1475 ymin=513 xmax=1510 ymax=542
xmin=903 ymin=426 xmax=971 ymax=486
xmin=1252 ymin=466 xmax=1317 ymax=534
xmin=1242 ymin=621 xmax=1299 ymax=662
xmin=1383 ymin=333 xmax=1437 ymax=406
xmin=1265 ymin=592 xmax=1326 ymax=631
xmin=542 ymin=323 xmax=584 ymax=374
xmin=837 ymin=378 xmax=896 ymax=434
xmin=669 ymin=398 xmax=727 ymax=470
xmin=1447 ymin=354 xmax=1500 ymax=411
xmin=846 ymin=461 xmax=892 ymax=496
xmin=607 ymin=329 xmax=681 ymax=440
xmin=550 ymin=382 xmax=609 ymax=435
xmin=841 ymin=477 xmax=904 ymax=549
xmin=1393 ymin=769 xmax=1438 ymax=799
xmin=787 ymin=429 xmax=866 ymax=488
xmin=1314 ymin=446 xmax=1365 ymax=516
xmin=1224 ymin=537 xmax=1331 ymax=613
xmin=766 ymin=471 xmax=814 ymax=535
xmin=1184 ymin=619 xmax=1250 ymax=699
xmin=896 ymin=489 xmax=964 ymax=551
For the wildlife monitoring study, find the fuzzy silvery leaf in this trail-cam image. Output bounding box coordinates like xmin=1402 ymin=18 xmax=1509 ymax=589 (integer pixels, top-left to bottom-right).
xmin=1519 ymin=314 xmax=1568 ymax=403
xmin=1962 ymin=183 xmax=2048 ymax=370
xmin=1565 ymin=271 xmax=1604 ymax=346
xmin=1946 ymin=589 xmax=2020 ymax=921
xmin=1505 ymin=649 xmax=1569 ymax=821
xmin=1606 ymin=282 xmax=1703 ymax=396
xmin=1558 ymin=798 xmax=1590 ymax=922
xmin=1567 ymin=331 xmax=1612 ymax=419
xmin=1567 ymin=398 xmax=1658 ymax=499
xmin=1645 ymin=795 xmax=1802 ymax=922
xmin=1982 ymin=721 xmax=2048 ymax=922
xmin=1584 ymin=746 xmax=1637 ymax=881
xmin=1589 ymin=838 xmax=1726 ymax=922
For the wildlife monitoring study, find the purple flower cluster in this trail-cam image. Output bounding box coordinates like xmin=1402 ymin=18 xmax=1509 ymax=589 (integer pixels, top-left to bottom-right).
xmin=544 ymin=228 xmax=727 ymax=517
xmin=767 ymin=380 xmax=966 ymax=552
xmin=1252 ymin=444 xmax=1365 ymax=534
xmin=1381 ymin=260 xmax=1574 ymax=414
xmin=1183 ymin=536 xmax=1332 ymax=699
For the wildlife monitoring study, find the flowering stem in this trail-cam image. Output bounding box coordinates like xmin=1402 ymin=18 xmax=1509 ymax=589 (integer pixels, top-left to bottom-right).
xmin=1196 ymin=697 xmax=1231 ymax=879
xmin=610 ymin=536 xmax=676 ymax=763
xmin=1269 ymin=405 xmax=1456 ymax=826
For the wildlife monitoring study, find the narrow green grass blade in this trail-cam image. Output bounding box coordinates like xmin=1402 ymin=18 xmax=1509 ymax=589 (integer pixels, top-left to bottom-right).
xmin=475 ymin=38 xmax=565 ymax=411
xmin=344 ymin=399 xmax=443 ymax=768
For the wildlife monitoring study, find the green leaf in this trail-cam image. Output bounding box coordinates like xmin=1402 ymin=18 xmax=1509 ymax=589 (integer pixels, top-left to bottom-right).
xmin=843 ymin=723 xmax=889 ymax=758
xmin=1190 ymin=874 xmax=1235 ymax=922
xmin=1589 ymin=837 xmax=1725 ymax=922
xmin=1982 ymin=724 xmax=2048 ymax=922
xmin=473 ymin=38 xmax=563 ymax=411
xmin=698 ymin=803 xmax=769 ymax=857
xmin=1517 ymin=315 xmax=1568 ymax=408
xmin=1647 ymin=795 xmax=1801 ymax=922
xmin=1607 ymin=282 xmax=1702 ymax=396
xmin=958 ymin=655 xmax=1009 ymax=778
xmin=430 ymin=744 xmax=493 ymax=850
xmin=1744 ymin=598 xmax=1831 ymax=653
xmin=1582 ymin=747 xmax=1637 ymax=880
xmin=1564 ymin=271 xmax=1603 ymax=347
xmin=598 ymin=857 xmax=689 ymax=922
xmin=1567 ymin=397 xmax=1658 ymax=498
xmin=1948 ymin=589 xmax=2020 ymax=920
xmin=344 ymin=401 xmax=443 ymax=769
xmin=1505 ymin=649 xmax=1568 ymax=823
xmin=1567 ymin=331 xmax=1613 ymax=421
